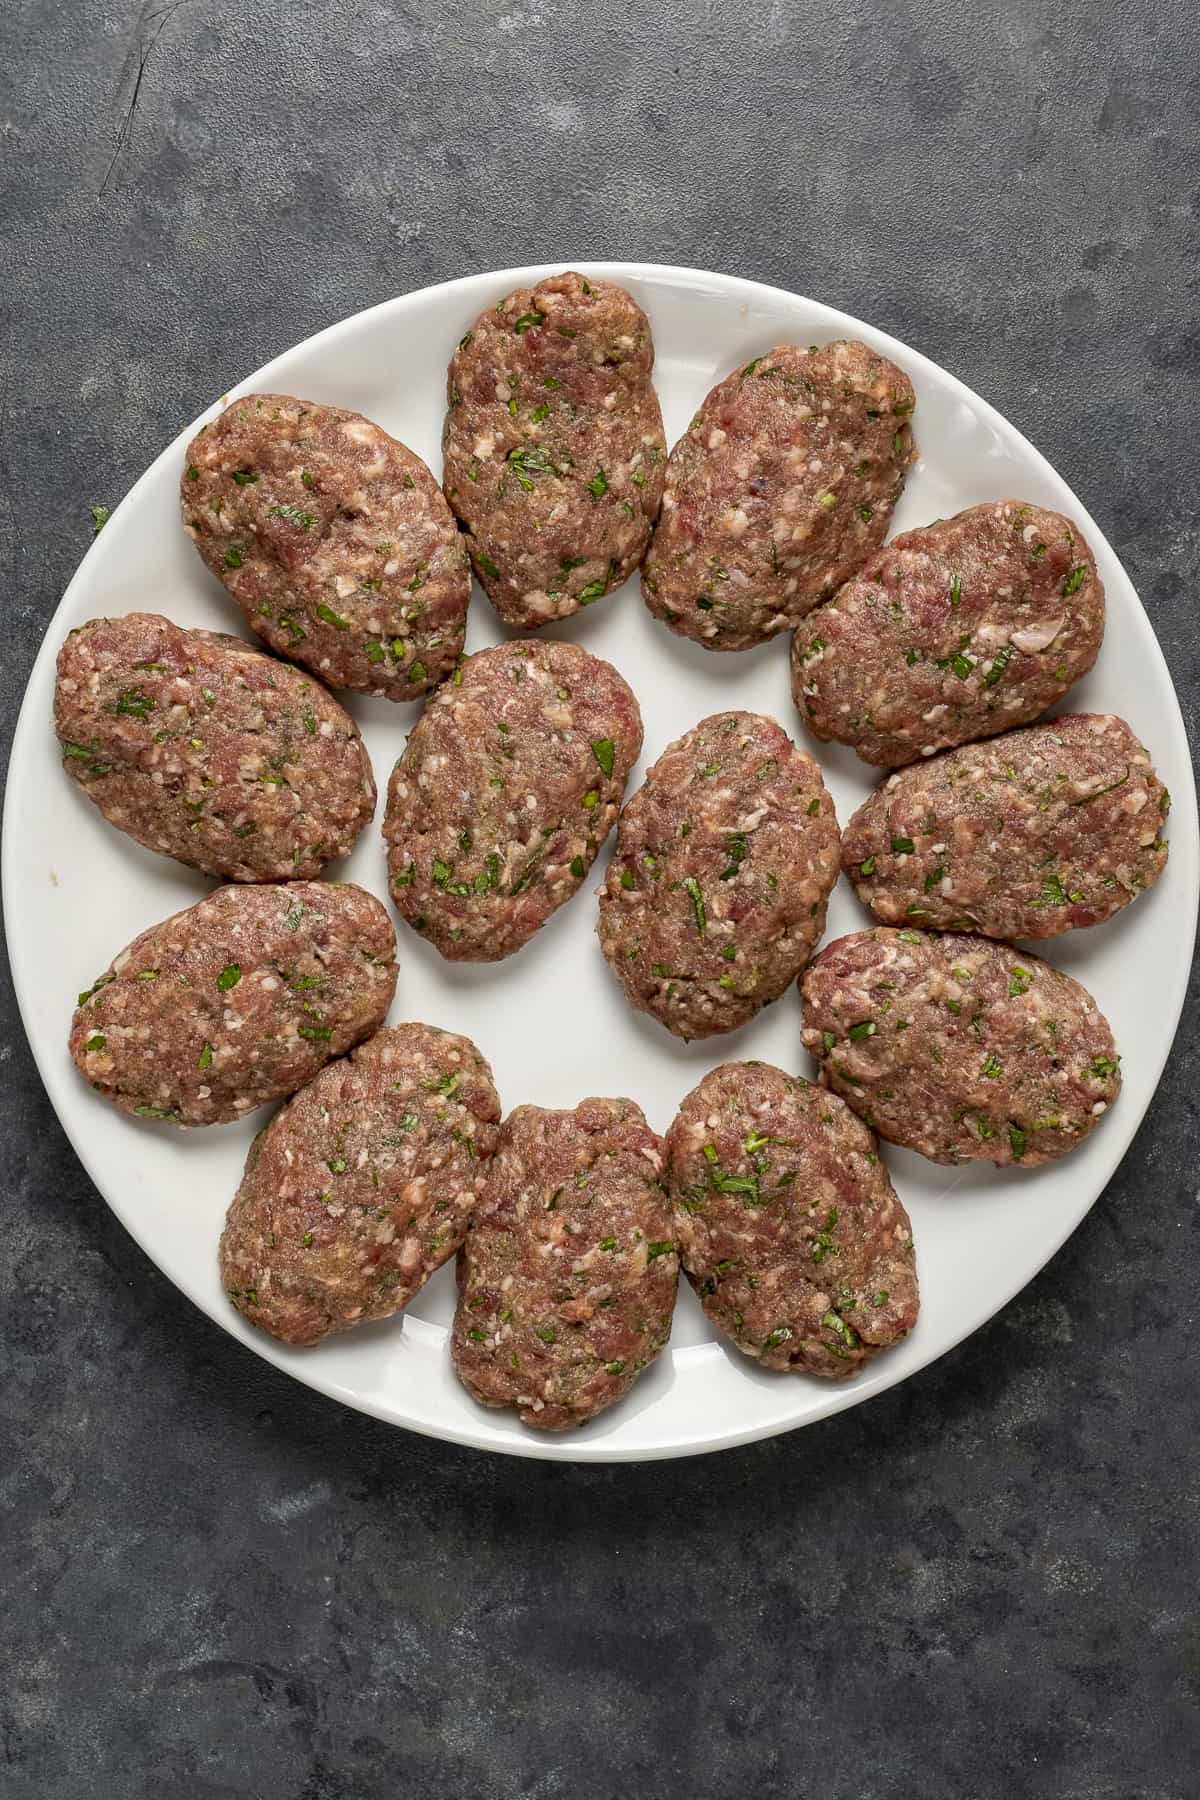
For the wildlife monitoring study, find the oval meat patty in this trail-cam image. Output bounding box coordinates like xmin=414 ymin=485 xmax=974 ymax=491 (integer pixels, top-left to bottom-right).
xmin=597 ymin=711 xmax=840 ymax=1039
xmin=55 ymin=613 xmax=375 ymax=880
xmin=793 ymin=501 xmax=1104 ymax=766
xmin=384 ymin=638 xmax=642 ymax=960
xmin=666 ymin=1061 xmax=918 ymax=1376
xmin=842 ymin=714 xmax=1170 ymax=939
xmin=801 ymin=929 xmax=1121 ymax=1166
xmin=451 ymin=1098 xmax=678 ymax=1431
xmin=220 ymin=1023 xmax=501 ymax=1345
xmin=70 ymin=882 xmax=397 ymax=1126
xmin=442 ymin=271 xmax=666 ymax=627
xmin=182 ymin=393 xmax=470 ymax=698
xmin=643 ymin=341 xmax=915 ymax=650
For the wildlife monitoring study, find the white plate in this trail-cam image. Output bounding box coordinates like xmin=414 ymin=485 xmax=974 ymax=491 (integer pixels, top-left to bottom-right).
xmin=6 ymin=263 xmax=1196 ymax=1462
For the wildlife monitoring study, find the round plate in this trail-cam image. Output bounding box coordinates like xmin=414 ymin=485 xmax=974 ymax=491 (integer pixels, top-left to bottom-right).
xmin=6 ymin=263 xmax=1196 ymax=1462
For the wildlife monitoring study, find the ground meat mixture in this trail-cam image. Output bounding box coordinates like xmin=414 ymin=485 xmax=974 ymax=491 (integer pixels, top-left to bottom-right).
xmin=794 ymin=501 xmax=1104 ymax=766
xmin=842 ymin=714 xmax=1169 ymax=939
xmin=384 ymin=638 xmax=642 ymax=960
xmin=70 ymin=882 xmax=397 ymax=1126
xmin=801 ymin=929 xmax=1121 ymax=1166
xmin=442 ymin=272 xmax=666 ymax=627
xmin=182 ymin=393 xmax=470 ymax=698
xmin=450 ymin=1099 xmax=678 ymax=1430
xmin=55 ymin=613 xmax=375 ymax=880
xmin=642 ymin=341 xmax=916 ymax=650
xmin=665 ymin=1061 xmax=918 ymax=1376
xmin=220 ymin=1023 xmax=500 ymax=1345
xmin=597 ymin=711 xmax=840 ymax=1039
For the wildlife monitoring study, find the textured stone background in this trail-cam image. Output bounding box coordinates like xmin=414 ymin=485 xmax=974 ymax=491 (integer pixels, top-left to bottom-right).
xmin=2 ymin=3 xmax=1198 ymax=1795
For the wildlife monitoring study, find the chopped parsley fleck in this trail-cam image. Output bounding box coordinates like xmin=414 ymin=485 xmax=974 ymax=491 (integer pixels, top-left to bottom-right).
xmin=216 ymin=963 xmax=241 ymax=991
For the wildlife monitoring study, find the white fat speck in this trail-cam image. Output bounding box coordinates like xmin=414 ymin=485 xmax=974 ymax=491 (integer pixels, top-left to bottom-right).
xmin=708 ymin=428 xmax=727 ymax=449
xmin=261 ymin=976 xmax=278 ymax=992
xmin=1010 ymin=619 xmax=1064 ymax=654
xmin=334 ymin=575 xmax=356 ymax=599
xmin=723 ymin=508 xmax=750 ymax=537
xmin=341 ymin=419 xmax=378 ymax=446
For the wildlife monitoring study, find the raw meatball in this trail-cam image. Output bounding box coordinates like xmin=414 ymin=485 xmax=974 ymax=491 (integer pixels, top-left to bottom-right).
xmin=451 ymin=1099 xmax=678 ymax=1430
xmin=182 ymin=393 xmax=470 ymax=698
xmin=70 ymin=882 xmax=396 ymax=1126
xmin=384 ymin=638 xmax=642 ymax=960
xmin=801 ymin=929 xmax=1121 ymax=1166
xmin=842 ymin=714 xmax=1169 ymax=939
xmin=666 ymin=1061 xmax=918 ymax=1375
xmin=220 ymin=1023 xmax=501 ymax=1345
xmin=598 ymin=711 xmax=839 ymax=1038
xmin=55 ymin=613 xmax=375 ymax=880
xmin=643 ymin=340 xmax=916 ymax=649
xmin=443 ymin=271 xmax=666 ymax=627
xmin=794 ymin=501 xmax=1104 ymax=766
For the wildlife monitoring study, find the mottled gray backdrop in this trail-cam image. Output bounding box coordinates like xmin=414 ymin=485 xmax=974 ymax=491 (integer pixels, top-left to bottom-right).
xmin=2 ymin=2 xmax=1198 ymax=1795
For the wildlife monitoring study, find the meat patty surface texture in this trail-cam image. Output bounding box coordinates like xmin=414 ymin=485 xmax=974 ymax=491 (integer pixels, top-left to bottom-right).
xmin=643 ymin=340 xmax=916 ymax=649
xmin=221 ymin=1023 xmax=500 ymax=1345
xmin=70 ymin=882 xmax=397 ymax=1126
xmin=801 ymin=929 xmax=1121 ymax=1166
xmin=794 ymin=501 xmax=1104 ymax=766
xmin=666 ymin=1061 xmax=919 ymax=1376
xmin=598 ymin=711 xmax=840 ymax=1038
xmin=384 ymin=638 xmax=642 ymax=960
xmin=183 ymin=393 xmax=470 ymax=698
xmin=451 ymin=1099 xmax=678 ymax=1430
xmin=443 ymin=272 xmax=666 ymax=628
xmin=55 ymin=613 xmax=376 ymax=880
xmin=842 ymin=713 xmax=1169 ymax=939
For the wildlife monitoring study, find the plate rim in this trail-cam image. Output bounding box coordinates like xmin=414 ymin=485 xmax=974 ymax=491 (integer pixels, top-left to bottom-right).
xmin=6 ymin=257 xmax=1197 ymax=1463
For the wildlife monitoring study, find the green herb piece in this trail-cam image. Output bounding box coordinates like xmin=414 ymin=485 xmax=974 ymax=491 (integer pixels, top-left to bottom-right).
xmin=890 ymin=836 xmax=915 ymax=855
xmin=223 ymin=544 xmax=245 ymax=568
xmin=365 ymin=641 xmax=386 ymax=664
xmin=949 ymin=574 xmax=962 ymax=608
xmin=849 ymin=1021 xmax=877 ymax=1043
xmin=591 ymin=738 xmax=615 ymax=777
xmin=983 ymin=644 xmax=1014 ymax=687
xmin=1008 ymin=967 xmax=1032 ymax=997
xmin=114 ymin=687 xmax=155 ymax=721
xmin=582 ymin=789 xmax=599 ymax=811
xmin=605 ymin=1360 xmax=626 ymax=1375
xmin=507 ymin=443 xmax=555 ymax=489
xmin=315 ymin=602 xmax=350 ymax=630
xmin=91 ymin=505 xmax=110 ymax=533
xmin=683 ymin=875 xmax=706 ymax=938
xmin=513 ymin=311 xmax=544 ymax=333
xmin=1089 ymin=1055 xmax=1120 ymax=1079
xmin=216 ymin=963 xmax=242 ymax=991
xmin=981 ymin=1052 xmax=1002 ymax=1079
xmin=821 ymin=1310 xmax=860 ymax=1349
xmin=84 ymin=1034 xmax=106 ymax=1053
xmin=535 ymin=1324 xmax=557 ymax=1344
xmin=476 ymin=551 xmax=500 ymax=580
xmin=1062 ymin=563 xmax=1088 ymax=596
xmin=1008 ymin=1124 xmax=1026 ymax=1161
xmin=949 ymin=652 xmax=972 ymax=680
xmin=231 ymin=469 xmax=258 ymax=485
xmin=720 ymin=832 xmax=748 ymax=880
xmin=187 ymin=464 xmax=199 ymax=481
xmin=646 ymin=1241 xmax=674 ymax=1262
xmin=409 ymin=661 xmax=427 ymax=682
xmin=198 ymin=1041 xmax=213 ymax=1070
xmin=569 ymin=855 xmax=585 ymax=878
xmin=588 ymin=468 xmax=608 ymax=502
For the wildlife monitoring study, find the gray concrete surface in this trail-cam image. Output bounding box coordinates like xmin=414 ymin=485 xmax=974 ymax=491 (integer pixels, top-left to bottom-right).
xmin=2 ymin=2 xmax=1198 ymax=1794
